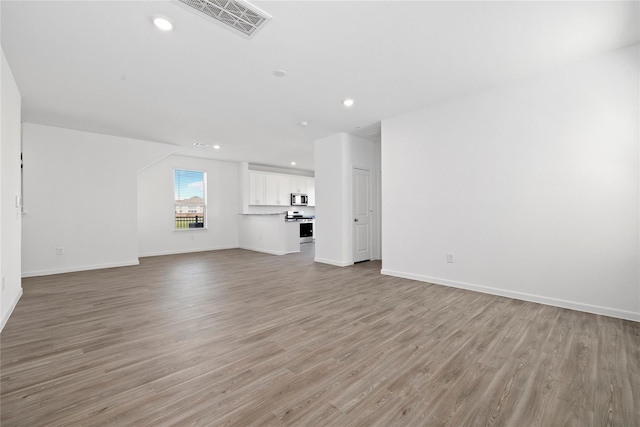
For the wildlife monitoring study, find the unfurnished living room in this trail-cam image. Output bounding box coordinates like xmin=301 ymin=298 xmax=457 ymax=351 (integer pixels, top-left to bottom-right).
xmin=1 ymin=1 xmax=639 ymax=426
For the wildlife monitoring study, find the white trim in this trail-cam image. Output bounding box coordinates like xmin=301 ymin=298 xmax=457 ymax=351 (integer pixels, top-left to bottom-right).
xmin=0 ymin=287 xmax=23 ymax=332
xmin=315 ymin=257 xmax=352 ymax=267
xmin=139 ymin=245 xmax=239 ymax=258
xmin=352 ymin=166 xmax=372 ymax=264
xmin=22 ymin=261 xmax=140 ymax=278
xmin=381 ymin=269 xmax=640 ymax=323
xmin=238 ymin=246 xmax=285 ymax=256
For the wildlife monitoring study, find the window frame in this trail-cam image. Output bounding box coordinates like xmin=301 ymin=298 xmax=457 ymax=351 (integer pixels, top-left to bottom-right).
xmin=173 ymin=168 xmax=207 ymax=231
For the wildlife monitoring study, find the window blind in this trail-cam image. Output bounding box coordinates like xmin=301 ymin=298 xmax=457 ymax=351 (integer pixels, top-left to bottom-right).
xmin=174 ymin=169 xmax=206 ymax=229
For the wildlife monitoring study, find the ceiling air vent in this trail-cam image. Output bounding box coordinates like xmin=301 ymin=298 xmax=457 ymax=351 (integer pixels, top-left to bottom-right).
xmin=174 ymin=0 xmax=271 ymax=38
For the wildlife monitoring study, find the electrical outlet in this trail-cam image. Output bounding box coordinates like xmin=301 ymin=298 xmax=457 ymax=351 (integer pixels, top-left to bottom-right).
xmin=447 ymin=253 xmax=455 ymax=263
xmin=56 ymin=247 xmax=64 ymax=256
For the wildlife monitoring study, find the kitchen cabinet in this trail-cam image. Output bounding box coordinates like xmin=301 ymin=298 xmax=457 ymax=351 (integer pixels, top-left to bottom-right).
xmin=265 ymin=174 xmax=290 ymax=206
xmin=248 ymin=170 xmax=315 ymax=206
xmin=249 ymin=171 xmax=266 ymax=205
xmin=290 ymin=177 xmax=307 ymax=194
xmin=307 ymin=177 xmax=315 ymax=206
xmin=277 ymin=175 xmax=290 ymax=205
xmin=265 ymin=174 xmax=277 ymax=205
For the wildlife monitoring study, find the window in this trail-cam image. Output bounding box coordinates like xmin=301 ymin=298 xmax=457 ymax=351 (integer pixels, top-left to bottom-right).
xmin=174 ymin=169 xmax=206 ymax=230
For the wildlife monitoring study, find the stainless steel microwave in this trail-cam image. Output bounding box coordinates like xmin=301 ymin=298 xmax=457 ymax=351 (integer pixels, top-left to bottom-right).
xmin=291 ymin=193 xmax=308 ymax=206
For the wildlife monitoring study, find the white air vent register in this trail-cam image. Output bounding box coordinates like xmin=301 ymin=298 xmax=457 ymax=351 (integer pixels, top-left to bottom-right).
xmin=174 ymin=0 xmax=271 ymax=38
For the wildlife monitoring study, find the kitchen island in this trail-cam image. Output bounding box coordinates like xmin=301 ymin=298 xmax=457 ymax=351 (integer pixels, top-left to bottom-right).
xmin=238 ymin=213 xmax=300 ymax=255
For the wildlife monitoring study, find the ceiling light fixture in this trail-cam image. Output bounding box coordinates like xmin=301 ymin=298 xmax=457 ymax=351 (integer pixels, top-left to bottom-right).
xmin=153 ymin=16 xmax=173 ymax=31
xmin=273 ymin=69 xmax=287 ymax=77
xmin=213 ymin=145 xmax=221 ymax=150
xmin=342 ymin=98 xmax=355 ymax=107
xmin=291 ymin=162 xmax=296 ymax=166
xmin=299 ymin=121 xmax=309 ymax=127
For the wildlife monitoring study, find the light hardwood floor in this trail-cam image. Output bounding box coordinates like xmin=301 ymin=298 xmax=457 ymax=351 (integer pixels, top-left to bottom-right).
xmin=2 ymin=244 xmax=639 ymax=426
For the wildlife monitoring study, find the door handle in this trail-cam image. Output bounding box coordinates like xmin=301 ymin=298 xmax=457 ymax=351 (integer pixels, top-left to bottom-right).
xmin=354 ymin=218 xmax=358 ymax=222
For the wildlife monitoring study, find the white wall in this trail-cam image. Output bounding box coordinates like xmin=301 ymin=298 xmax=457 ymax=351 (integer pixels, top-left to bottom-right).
xmin=137 ymin=154 xmax=239 ymax=256
xmin=315 ymin=133 xmax=348 ymax=266
xmin=21 ymin=124 xmax=174 ymax=276
xmin=314 ymin=132 xmax=381 ymax=266
xmin=381 ymin=45 xmax=639 ymax=321
xmin=1 ymin=49 xmax=23 ymax=330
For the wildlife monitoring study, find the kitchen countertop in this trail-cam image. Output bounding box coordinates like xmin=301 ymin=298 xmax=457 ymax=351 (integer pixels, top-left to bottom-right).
xmin=238 ymin=213 xmax=285 ymax=215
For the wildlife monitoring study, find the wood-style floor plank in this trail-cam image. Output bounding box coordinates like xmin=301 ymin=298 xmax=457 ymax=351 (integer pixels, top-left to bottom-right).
xmin=1 ymin=244 xmax=639 ymax=426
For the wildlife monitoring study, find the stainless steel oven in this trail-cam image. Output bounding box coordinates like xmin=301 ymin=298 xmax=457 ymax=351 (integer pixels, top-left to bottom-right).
xmin=285 ymin=211 xmax=314 ymax=243
xmin=299 ymin=220 xmax=313 ymax=243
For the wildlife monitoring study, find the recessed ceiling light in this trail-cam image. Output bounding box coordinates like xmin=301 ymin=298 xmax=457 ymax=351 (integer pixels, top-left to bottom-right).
xmin=342 ymin=98 xmax=355 ymax=107
xmin=291 ymin=162 xmax=296 ymax=166
xmin=153 ymin=16 xmax=173 ymax=31
xmin=273 ymin=69 xmax=287 ymax=77
xmin=299 ymin=121 xmax=309 ymax=127
xmin=213 ymin=145 xmax=221 ymax=150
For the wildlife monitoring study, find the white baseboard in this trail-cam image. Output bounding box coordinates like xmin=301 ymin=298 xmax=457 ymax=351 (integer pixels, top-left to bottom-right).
xmin=381 ymin=269 xmax=640 ymax=323
xmin=139 ymin=245 xmax=239 ymax=258
xmin=314 ymin=257 xmax=352 ymax=267
xmin=22 ymin=260 xmax=140 ymax=278
xmin=1 ymin=287 xmax=23 ymax=332
xmin=239 ymin=246 xmax=286 ymax=256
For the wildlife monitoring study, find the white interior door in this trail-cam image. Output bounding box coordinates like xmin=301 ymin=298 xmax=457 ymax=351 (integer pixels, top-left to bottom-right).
xmin=353 ymin=168 xmax=371 ymax=263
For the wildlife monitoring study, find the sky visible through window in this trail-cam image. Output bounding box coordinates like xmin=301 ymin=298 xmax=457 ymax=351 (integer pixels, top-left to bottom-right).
xmin=174 ymin=170 xmax=204 ymax=201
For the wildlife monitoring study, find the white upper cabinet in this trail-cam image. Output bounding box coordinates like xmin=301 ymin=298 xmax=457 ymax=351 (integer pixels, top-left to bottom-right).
xmin=249 ymin=170 xmax=316 ymax=206
xmin=290 ymin=177 xmax=307 ymax=194
xmin=307 ymin=177 xmax=315 ymax=206
xmin=277 ymin=175 xmax=291 ymax=205
xmin=249 ymin=171 xmax=266 ymax=205
xmin=249 ymin=171 xmax=315 ymax=206
xmin=265 ymin=174 xmax=291 ymax=206
xmin=264 ymin=173 xmax=279 ymax=205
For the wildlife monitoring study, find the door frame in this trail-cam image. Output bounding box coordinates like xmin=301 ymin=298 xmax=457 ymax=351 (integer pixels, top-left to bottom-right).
xmin=352 ymin=166 xmax=372 ymax=263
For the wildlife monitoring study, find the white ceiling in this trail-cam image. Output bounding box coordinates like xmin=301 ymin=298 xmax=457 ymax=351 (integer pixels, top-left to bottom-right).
xmin=2 ymin=1 xmax=638 ymax=171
